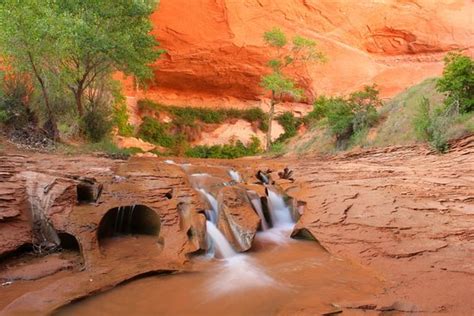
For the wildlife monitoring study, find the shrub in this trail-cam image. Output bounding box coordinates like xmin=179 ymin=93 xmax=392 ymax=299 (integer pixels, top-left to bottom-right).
xmin=305 ymin=96 xmax=331 ymax=124
xmin=413 ymin=97 xmax=432 ymax=140
xmin=247 ymin=135 xmax=262 ymax=154
xmin=269 ymin=141 xmax=285 ymax=155
xmin=352 ymin=103 xmax=378 ymax=132
xmin=81 ymin=106 xmax=112 ymax=142
xmin=348 ymin=84 xmax=383 ymax=108
xmin=276 ymin=111 xmax=302 ymax=142
xmin=0 ymin=108 xmax=7 ymax=124
xmin=170 ymin=133 xmax=189 ymax=156
xmin=136 ymin=99 xmax=268 ymax=131
xmin=436 ymin=53 xmax=473 ymax=113
xmin=169 ymin=106 xmax=224 ymax=125
xmin=412 ymin=97 xmax=450 ymax=153
xmin=324 ymin=97 xmax=354 ymax=139
xmin=241 ymin=108 xmax=267 ymax=122
xmin=306 ymin=85 xmax=381 ymax=147
xmin=138 ymin=116 xmax=175 ymax=148
xmin=185 ymin=136 xmax=262 ymax=159
xmin=113 ymin=103 xmax=134 ymax=137
xmin=0 ymin=76 xmax=34 ymax=128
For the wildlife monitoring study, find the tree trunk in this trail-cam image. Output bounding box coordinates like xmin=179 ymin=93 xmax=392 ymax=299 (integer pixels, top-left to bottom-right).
xmin=27 ymin=52 xmax=59 ymax=141
xmin=75 ymin=89 xmax=84 ymax=117
xmin=266 ymin=91 xmax=276 ymax=151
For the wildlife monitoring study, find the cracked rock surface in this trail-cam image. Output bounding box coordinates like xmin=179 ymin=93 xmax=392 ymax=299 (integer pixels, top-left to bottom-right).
xmin=236 ymin=136 xmax=474 ymax=314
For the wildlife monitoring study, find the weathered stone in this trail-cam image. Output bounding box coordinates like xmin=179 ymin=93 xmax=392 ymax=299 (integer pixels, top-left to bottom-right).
xmin=178 ymin=202 xmax=207 ymax=254
xmin=217 ymin=186 xmax=260 ymax=252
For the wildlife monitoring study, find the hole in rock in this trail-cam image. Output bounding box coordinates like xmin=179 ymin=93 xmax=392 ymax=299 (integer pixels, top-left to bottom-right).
xmin=165 ymin=190 xmax=173 ymax=199
xmin=97 ymin=205 xmax=161 ymax=242
xmin=0 ymin=243 xmax=35 ymax=261
xmin=77 ymin=182 xmax=98 ymax=204
xmin=58 ymin=233 xmax=80 ymax=251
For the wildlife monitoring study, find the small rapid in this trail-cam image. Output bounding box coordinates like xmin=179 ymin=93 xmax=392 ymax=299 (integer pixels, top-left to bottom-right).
xmin=267 ymin=188 xmax=294 ymax=228
xmin=55 ymin=163 xmax=382 ymax=316
xmin=183 ymin=164 xmax=301 ymax=296
xmin=205 ymin=221 xmax=236 ymax=258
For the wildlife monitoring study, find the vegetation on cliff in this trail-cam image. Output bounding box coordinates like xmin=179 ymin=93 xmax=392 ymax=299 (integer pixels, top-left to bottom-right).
xmin=411 ymin=53 xmax=473 ymax=152
xmin=135 ymin=100 xmax=266 ymax=158
xmin=287 ymin=54 xmax=473 ymax=155
xmin=138 ymin=100 xmax=268 ymax=131
xmin=0 ymin=2 xmax=471 ymax=160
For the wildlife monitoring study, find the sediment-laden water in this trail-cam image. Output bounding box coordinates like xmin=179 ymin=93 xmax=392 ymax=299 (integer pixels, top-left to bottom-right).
xmin=57 ymin=230 xmax=379 ymax=315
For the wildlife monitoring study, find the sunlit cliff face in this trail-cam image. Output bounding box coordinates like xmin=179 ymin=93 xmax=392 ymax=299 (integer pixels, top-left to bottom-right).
xmin=120 ymin=0 xmax=473 ymax=106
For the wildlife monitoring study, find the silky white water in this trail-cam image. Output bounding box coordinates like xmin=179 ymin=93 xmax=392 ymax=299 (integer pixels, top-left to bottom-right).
xmin=267 ymin=189 xmax=294 ymax=228
xmin=228 ymin=169 xmax=242 ymax=183
xmin=205 ymin=221 xmax=236 ymax=258
xmin=198 ymin=188 xmax=219 ymax=223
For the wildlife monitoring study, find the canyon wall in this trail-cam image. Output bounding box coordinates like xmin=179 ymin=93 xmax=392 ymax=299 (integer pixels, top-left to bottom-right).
xmin=123 ymin=0 xmax=473 ymax=108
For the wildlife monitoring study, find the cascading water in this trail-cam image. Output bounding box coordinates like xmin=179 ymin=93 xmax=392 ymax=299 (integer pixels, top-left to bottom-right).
xmin=206 ymin=221 xmax=236 ymax=258
xmin=228 ymin=169 xmax=241 ymax=183
xmin=267 ymin=188 xmax=294 ymax=228
xmin=198 ymin=188 xmax=219 ymax=224
xmin=112 ymin=205 xmax=137 ymax=235
xmin=257 ymin=188 xmax=296 ymax=244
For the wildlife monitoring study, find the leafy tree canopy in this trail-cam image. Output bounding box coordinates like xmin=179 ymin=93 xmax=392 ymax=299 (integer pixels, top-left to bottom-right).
xmin=436 ymin=52 xmax=473 ymax=113
xmin=0 ymin=0 xmax=163 ymax=118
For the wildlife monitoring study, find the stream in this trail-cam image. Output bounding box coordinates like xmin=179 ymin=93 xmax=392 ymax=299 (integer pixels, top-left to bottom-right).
xmin=56 ymin=163 xmax=381 ymax=315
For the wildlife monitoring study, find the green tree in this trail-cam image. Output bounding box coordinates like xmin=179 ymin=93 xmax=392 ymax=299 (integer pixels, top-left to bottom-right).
xmin=0 ymin=0 xmax=163 ymax=140
xmin=260 ymin=28 xmax=325 ymax=150
xmin=57 ymin=0 xmax=163 ymax=117
xmin=0 ymin=0 xmax=69 ymax=139
xmin=436 ymin=53 xmax=474 ymax=113
xmin=306 ymin=85 xmax=381 ymax=148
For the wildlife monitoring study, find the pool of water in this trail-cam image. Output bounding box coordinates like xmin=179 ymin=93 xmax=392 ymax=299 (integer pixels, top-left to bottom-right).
xmin=56 ymin=229 xmax=381 ymax=315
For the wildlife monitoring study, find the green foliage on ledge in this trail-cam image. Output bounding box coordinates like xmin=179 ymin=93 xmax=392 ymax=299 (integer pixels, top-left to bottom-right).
xmin=137 ymin=99 xmax=268 ymax=132
xmin=185 ymin=136 xmax=262 ymax=159
xmin=276 ymin=111 xmax=303 ymax=142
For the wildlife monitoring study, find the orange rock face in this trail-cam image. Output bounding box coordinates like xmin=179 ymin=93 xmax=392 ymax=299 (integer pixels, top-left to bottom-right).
xmin=124 ymin=0 xmax=473 ymax=107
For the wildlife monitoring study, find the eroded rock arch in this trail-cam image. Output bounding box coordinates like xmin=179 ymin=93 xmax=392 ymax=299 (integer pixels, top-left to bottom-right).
xmin=97 ymin=205 xmax=160 ymax=244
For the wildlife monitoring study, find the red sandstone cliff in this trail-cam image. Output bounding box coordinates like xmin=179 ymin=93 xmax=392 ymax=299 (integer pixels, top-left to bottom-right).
xmin=122 ymin=0 xmax=473 ymax=107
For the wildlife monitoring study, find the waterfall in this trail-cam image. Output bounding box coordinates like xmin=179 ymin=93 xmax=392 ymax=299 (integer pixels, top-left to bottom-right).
xmin=250 ymin=198 xmax=269 ymax=230
xmin=198 ymin=188 xmax=218 ymax=223
xmin=206 ymin=221 xmax=236 ymax=258
xmin=267 ymin=189 xmax=294 ymax=228
xmin=197 ymin=186 xmax=236 ymax=258
xmin=127 ymin=204 xmax=136 ymax=233
xmin=114 ymin=206 xmax=122 ymax=234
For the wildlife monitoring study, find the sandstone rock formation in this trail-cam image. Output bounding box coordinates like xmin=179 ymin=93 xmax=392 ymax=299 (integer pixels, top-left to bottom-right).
xmin=235 ymin=135 xmax=474 ymax=315
xmin=0 ymin=154 xmax=207 ymax=313
xmin=216 ymin=186 xmax=260 ymax=252
xmin=1 ymin=136 xmax=473 ymax=314
xmin=122 ymin=0 xmax=473 ymax=108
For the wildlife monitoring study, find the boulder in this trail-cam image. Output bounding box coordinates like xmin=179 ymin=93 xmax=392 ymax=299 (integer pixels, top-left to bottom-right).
xmin=216 ymin=186 xmax=260 ymax=252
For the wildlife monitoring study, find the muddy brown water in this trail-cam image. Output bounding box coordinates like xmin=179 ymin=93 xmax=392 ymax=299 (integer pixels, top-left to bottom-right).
xmin=56 ymin=230 xmax=381 ymax=316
